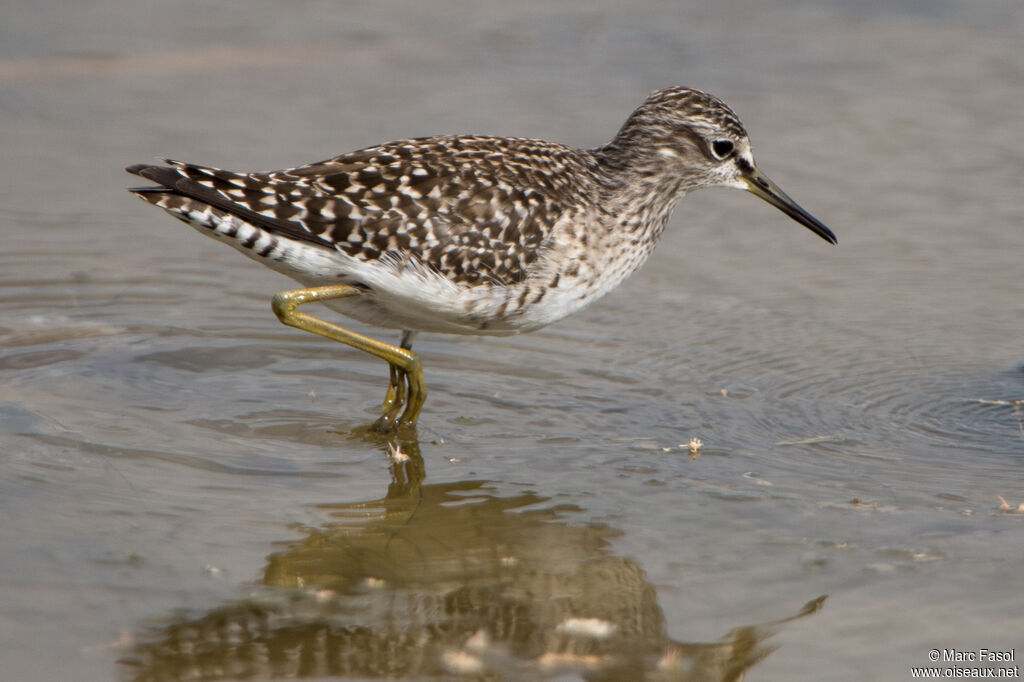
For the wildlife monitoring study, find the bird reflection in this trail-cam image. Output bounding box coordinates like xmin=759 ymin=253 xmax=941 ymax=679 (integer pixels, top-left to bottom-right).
xmin=121 ymin=438 xmax=825 ymax=681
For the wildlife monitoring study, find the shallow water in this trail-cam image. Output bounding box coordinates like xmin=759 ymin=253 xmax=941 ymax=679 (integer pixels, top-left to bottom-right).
xmin=2 ymin=1 xmax=1023 ymax=680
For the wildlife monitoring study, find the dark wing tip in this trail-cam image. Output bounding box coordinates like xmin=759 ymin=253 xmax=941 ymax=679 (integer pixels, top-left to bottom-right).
xmin=127 ymin=185 xmax=171 ymax=195
xmin=126 ymin=163 xmax=171 ymax=195
xmin=124 ymin=158 xmax=337 ymax=250
xmin=125 ymin=162 xmax=187 ymax=192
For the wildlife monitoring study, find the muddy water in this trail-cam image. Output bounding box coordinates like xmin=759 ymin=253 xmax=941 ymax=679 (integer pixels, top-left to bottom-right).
xmin=2 ymin=1 xmax=1022 ymax=680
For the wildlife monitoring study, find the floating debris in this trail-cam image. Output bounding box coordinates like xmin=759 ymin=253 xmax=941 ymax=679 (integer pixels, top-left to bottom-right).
xmin=386 ymin=441 xmax=409 ymax=463
xmin=997 ymin=496 xmax=1024 ymax=514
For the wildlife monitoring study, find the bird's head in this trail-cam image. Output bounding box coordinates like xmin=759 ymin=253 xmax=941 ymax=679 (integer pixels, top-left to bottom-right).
xmin=608 ymin=87 xmax=837 ymax=245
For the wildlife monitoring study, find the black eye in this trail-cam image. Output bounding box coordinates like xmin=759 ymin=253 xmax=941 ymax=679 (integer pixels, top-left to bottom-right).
xmin=711 ymin=139 xmax=734 ymax=159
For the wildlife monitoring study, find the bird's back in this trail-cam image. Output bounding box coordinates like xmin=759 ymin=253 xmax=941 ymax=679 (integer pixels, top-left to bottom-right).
xmin=128 ymin=135 xmax=623 ymax=334
xmin=132 ymin=136 xmax=598 ymax=280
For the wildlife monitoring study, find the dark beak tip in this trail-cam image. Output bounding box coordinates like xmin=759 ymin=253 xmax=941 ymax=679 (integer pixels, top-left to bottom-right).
xmin=742 ymin=172 xmax=837 ymax=246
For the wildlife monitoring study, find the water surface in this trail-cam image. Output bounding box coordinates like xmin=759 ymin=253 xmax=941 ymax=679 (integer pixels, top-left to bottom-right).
xmin=2 ymin=1 xmax=1022 ymax=680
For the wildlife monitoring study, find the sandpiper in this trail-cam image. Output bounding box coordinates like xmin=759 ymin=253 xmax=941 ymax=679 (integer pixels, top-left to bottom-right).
xmin=128 ymin=87 xmax=836 ymax=431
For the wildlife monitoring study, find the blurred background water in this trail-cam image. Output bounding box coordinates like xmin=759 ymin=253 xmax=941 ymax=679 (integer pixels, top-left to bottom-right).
xmin=1 ymin=1 xmax=1022 ymax=680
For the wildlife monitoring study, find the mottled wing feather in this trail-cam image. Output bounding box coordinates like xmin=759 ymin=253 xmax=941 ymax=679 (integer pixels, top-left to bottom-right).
xmin=136 ymin=136 xmax=584 ymax=286
xmin=128 ymin=162 xmax=335 ymax=250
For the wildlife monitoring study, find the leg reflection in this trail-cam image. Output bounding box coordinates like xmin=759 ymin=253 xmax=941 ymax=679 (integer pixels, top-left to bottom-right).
xmin=122 ymin=439 xmax=826 ymax=681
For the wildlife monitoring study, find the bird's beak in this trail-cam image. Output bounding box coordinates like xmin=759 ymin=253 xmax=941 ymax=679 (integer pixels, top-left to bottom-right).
xmin=742 ymin=167 xmax=837 ymax=244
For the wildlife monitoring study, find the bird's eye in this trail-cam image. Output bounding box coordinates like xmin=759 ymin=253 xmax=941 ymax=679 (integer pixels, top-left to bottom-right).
xmin=711 ymin=139 xmax=734 ymax=160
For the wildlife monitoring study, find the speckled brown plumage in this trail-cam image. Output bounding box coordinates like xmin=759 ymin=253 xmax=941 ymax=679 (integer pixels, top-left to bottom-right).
xmin=131 ymin=136 xmax=589 ymax=288
xmin=128 ymin=86 xmax=834 ymax=338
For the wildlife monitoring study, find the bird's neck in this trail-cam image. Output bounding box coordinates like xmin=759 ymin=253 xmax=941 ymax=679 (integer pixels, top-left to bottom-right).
xmin=588 ymin=142 xmax=688 ymax=241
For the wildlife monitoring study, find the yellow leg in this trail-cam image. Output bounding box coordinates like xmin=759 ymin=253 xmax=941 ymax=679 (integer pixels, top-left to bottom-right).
xmin=270 ymin=285 xmax=427 ymax=431
xmin=381 ymin=364 xmax=402 ymax=414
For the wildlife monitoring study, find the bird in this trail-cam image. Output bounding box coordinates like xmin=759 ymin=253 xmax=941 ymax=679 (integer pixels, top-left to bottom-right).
xmin=127 ymin=86 xmax=836 ymax=432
